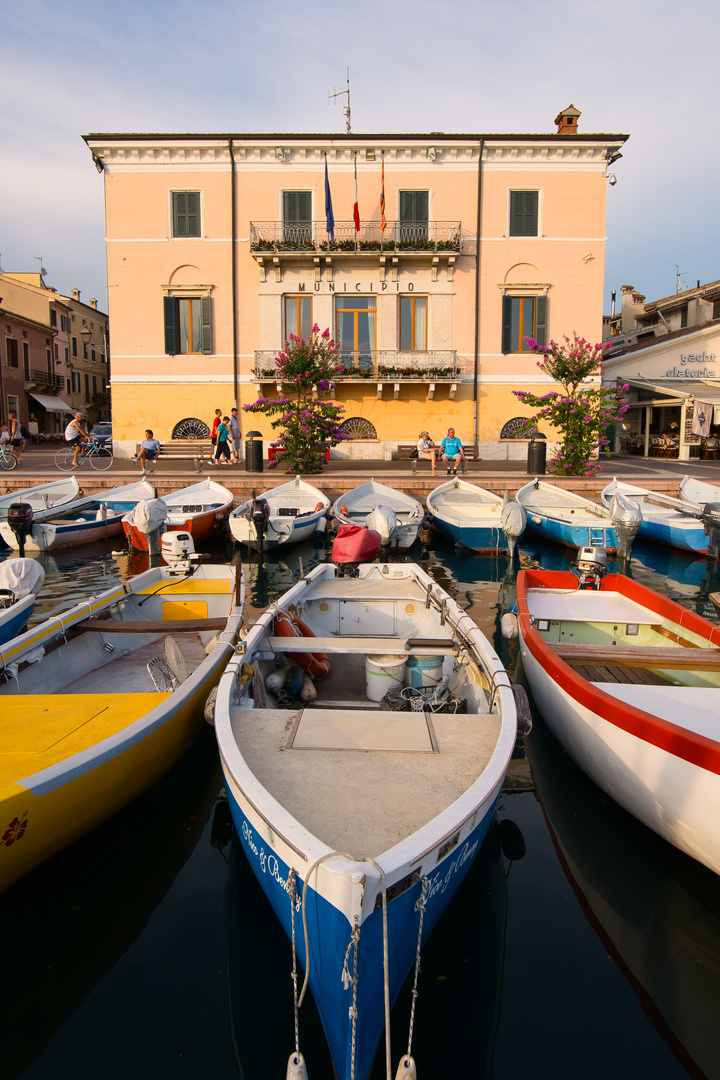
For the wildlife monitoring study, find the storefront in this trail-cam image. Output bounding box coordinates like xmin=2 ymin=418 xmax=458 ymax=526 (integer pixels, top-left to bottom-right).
xmin=603 ymin=326 xmax=720 ymax=460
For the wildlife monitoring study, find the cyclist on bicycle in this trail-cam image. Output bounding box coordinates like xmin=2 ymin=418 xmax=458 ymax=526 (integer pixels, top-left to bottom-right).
xmin=65 ymin=412 xmax=90 ymax=468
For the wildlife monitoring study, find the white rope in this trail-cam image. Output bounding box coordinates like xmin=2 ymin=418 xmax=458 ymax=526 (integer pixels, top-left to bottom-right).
xmin=288 ymin=870 xmax=301 ymax=1061
xmin=405 ymin=876 xmax=429 ymax=1061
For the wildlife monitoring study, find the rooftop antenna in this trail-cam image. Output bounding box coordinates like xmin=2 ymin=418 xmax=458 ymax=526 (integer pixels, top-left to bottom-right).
xmin=675 ymin=264 xmax=687 ymax=294
xmin=34 ymin=256 xmax=47 ymax=279
xmin=329 ymin=68 xmax=351 ymax=134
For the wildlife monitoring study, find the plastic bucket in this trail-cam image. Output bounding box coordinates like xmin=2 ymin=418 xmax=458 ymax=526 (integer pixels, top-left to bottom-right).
xmin=365 ymin=654 xmax=406 ymax=702
xmin=404 ymin=655 xmax=444 ymax=689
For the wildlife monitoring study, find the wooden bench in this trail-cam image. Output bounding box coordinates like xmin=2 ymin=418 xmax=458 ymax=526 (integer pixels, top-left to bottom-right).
xmin=396 ymin=443 xmax=477 ymax=471
xmin=550 ymin=641 xmax=720 ymax=670
xmin=134 ymin=440 xmax=208 ymax=473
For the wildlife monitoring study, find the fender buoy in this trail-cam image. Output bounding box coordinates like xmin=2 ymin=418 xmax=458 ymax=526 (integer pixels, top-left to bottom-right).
xmin=314 ymin=501 xmax=324 ymax=512
xmin=340 ymin=504 xmax=348 ymax=516
xmin=274 ymin=610 xmax=331 ymax=679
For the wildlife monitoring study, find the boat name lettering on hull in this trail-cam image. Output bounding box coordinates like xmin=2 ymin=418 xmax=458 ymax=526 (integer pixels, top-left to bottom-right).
xmin=241 ymin=819 xmax=299 ymax=908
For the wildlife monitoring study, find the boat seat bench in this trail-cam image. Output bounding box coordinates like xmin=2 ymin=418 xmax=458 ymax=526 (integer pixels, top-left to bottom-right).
xmin=550 ymin=641 xmax=720 ymax=670
xmin=265 ymin=635 xmax=456 ymax=655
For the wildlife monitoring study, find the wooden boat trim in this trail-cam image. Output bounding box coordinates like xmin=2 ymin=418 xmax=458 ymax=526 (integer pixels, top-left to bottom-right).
xmin=549 ymin=641 xmax=720 ymax=670
xmin=264 ymin=635 xmax=457 ymax=655
xmin=77 ymin=617 xmax=229 ymax=634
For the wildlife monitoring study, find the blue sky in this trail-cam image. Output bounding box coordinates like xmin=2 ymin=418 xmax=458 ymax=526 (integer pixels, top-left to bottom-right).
xmin=2 ymin=0 xmax=718 ymax=315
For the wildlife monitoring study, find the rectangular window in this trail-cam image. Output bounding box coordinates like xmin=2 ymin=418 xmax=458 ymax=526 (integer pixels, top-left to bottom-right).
xmin=172 ymin=191 xmax=201 ymax=238
xmin=282 ymin=191 xmax=312 ymax=243
xmin=92 ymin=376 xmax=97 ymax=396
xmin=65 ymin=346 xmax=69 ymax=364
xmin=335 ymin=296 xmax=376 ymax=372
xmin=399 ymin=191 xmax=429 ymax=242
xmin=399 ymin=296 xmax=427 ymax=351
xmin=91 ymin=346 xmax=96 ymax=363
xmin=84 ymin=374 xmax=90 ymax=402
xmin=72 ymin=336 xmax=77 ymax=357
xmin=22 ymin=341 xmax=29 ymax=379
xmin=164 ymin=296 xmax=212 ymax=355
xmin=501 ymin=295 xmax=547 ymax=353
xmin=680 ymin=306 xmax=688 ymax=328
xmin=284 ymin=296 xmax=312 ymax=341
xmin=72 ymin=372 xmax=81 ymax=393
xmin=509 ymin=191 xmax=539 ymax=237
xmin=66 ymin=377 xmax=71 ymax=394
xmin=54 ymin=343 xmax=59 ymax=361
xmin=5 ymin=338 xmax=18 ymax=368
xmin=713 ymin=299 xmax=720 ymax=320
xmin=50 ymin=309 xmax=57 ymax=327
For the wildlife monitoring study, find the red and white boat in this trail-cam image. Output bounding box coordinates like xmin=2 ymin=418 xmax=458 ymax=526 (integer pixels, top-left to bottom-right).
xmin=122 ymin=477 xmax=233 ymax=551
xmin=515 ymin=560 xmax=720 ymax=875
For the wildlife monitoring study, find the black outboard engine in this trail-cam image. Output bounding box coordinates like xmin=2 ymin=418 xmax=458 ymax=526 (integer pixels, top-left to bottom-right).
xmin=608 ymin=491 xmax=642 ymax=563
xmin=7 ymin=502 xmax=33 ymax=557
xmin=701 ymin=502 xmax=720 ymax=560
xmin=572 ymin=545 xmax=607 ymax=589
xmin=247 ymin=496 xmax=270 ymax=557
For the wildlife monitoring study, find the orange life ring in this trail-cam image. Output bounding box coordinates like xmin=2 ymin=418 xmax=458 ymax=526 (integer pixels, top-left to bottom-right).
xmin=274 ymin=610 xmax=331 ymax=680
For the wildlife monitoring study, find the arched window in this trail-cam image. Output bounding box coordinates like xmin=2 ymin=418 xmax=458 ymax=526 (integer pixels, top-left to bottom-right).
xmin=172 ymin=417 xmax=210 ymax=439
xmin=340 ymin=417 xmax=378 ymax=440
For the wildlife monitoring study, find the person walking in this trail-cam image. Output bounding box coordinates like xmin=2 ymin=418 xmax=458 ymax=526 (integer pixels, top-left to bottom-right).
xmin=210 ymin=409 xmax=222 ymax=456
xmin=440 ymin=427 xmax=465 ymax=475
xmin=228 ymin=407 xmax=240 ymax=464
xmin=416 ymin=431 xmax=438 ymax=472
xmin=213 ymin=416 xmax=232 ymax=464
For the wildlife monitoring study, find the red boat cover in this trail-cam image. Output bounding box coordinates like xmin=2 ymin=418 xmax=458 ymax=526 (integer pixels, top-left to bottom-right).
xmin=332 ymin=523 xmax=382 ymax=563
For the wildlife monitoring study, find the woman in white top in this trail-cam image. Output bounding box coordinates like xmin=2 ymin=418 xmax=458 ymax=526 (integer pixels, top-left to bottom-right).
xmin=416 ymin=431 xmax=438 ymax=472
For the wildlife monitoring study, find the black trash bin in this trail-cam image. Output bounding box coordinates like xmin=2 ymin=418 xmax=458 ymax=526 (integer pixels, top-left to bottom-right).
xmin=527 ymin=436 xmax=546 ymax=475
xmin=245 ymin=430 xmax=264 ymax=473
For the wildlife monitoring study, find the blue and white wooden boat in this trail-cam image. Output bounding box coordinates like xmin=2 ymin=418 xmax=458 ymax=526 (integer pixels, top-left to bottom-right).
xmin=0 ymin=477 xmax=80 ymax=548
xmin=0 ymin=558 xmax=45 ymax=645
xmin=228 ymin=477 xmax=330 ymax=551
xmin=331 ymin=478 xmax=424 ymax=550
xmin=516 ymin=478 xmax=642 ymax=557
xmin=0 ymin=479 xmax=155 ymax=552
xmin=215 ymin=561 xmax=521 ymax=1080
xmin=601 ymin=478 xmax=707 ymax=554
xmin=426 ymin=477 xmax=527 ymax=555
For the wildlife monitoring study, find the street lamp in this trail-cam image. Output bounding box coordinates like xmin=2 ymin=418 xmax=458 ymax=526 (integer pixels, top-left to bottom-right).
xmin=80 ymin=326 xmax=92 ymax=358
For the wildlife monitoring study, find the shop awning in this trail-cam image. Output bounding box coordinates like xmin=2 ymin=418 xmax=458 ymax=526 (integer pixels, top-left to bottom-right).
xmin=28 ymin=393 xmax=74 ymax=413
xmin=624 ymin=379 xmax=720 ymax=404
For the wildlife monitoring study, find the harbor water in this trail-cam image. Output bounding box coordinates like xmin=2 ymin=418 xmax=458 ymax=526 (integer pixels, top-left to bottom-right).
xmin=2 ymin=528 xmax=720 ymax=1080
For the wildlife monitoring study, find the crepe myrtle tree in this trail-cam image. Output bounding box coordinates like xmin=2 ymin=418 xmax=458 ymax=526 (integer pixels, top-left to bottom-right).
xmin=513 ymin=333 xmax=629 ymax=476
xmin=243 ymin=326 xmax=347 ymax=473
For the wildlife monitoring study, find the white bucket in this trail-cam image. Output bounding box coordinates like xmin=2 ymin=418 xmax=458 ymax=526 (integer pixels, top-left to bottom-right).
xmin=365 ymin=654 xmax=406 ymax=702
xmin=404 ymin=655 xmax=444 ymax=689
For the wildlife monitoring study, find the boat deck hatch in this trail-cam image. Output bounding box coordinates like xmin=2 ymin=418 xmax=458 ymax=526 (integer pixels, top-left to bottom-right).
xmin=287 ymin=708 xmax=438 ymax=752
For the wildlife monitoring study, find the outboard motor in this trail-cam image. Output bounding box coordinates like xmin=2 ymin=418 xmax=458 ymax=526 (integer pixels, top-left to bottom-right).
xmin=247 ymin=496 xmax=270 ymax=541
xmin=161 ymin=530 xmax=196 ymax=567
xmin=572 ymin=545 xmax=607 ymax=589
xmin=701 ymin=502 xmax=720 ymax=560
xmin=500 ymin=491 xmax=527 ymax=559
xmin=7 ymin=502 xmax=33 ymax=557
xmin=608 ymin=491 xmax=642 ymax=563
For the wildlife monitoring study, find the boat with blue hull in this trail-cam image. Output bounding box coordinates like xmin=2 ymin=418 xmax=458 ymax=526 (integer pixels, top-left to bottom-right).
xmin=601 ymin=477 xmax=707 ymax=553
xmin=516 ymin=478 xmax=642 ymax=557
xmin=0 ymin=558 xmax=45 ymax=645
xmin=0 ymin=479 xmax=156 ymax=552
xmin=426 ymin=477 xmax=527 ymax=555
xmin=214 ymin=561 xmax=521 ymax=1080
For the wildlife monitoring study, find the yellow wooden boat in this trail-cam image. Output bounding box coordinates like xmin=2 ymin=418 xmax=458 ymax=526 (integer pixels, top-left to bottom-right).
xmin=0 ymin=559 xmax=244 ymax=892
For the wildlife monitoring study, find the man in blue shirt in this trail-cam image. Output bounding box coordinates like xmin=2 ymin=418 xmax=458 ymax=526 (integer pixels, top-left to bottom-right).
xmin=133 ymin=429 xmax=162 ymax=476
xmin=440 ymin=427 xmax=465 ymax=475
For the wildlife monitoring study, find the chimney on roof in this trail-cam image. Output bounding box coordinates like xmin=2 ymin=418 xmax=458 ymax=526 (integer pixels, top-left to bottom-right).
xmin=71 ymin=288 xmax=80 ymax=301
xmin=554 ymin=104 xmax=581 ymax=135
xmin=90 ymin=298 xmax=97 ymax=309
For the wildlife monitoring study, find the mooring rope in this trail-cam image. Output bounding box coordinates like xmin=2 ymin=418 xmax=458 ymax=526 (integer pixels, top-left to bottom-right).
xmin=288 ymin=870 xmax=301 ymax=1061
xmin=405 ymin=876 xmax=429 ymax=1064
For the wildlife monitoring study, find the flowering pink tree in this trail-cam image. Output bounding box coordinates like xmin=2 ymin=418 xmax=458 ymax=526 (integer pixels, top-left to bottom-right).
xmin=243 ymin=326 xmax=347 ymax=473
xmin=513 ymin=333 xmax=629 ymax=476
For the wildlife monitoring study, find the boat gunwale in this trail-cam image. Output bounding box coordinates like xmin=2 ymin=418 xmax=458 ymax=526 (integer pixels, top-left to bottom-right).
xmin=516 ymin=568 xmax=720 ymax=775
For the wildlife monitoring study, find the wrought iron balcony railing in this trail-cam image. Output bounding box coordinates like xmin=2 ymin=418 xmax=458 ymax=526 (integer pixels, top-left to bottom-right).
xmin=253 ymin=350 xmax=461 ymax=381
xmin=249 ymin=221 xmax=462 ymax=255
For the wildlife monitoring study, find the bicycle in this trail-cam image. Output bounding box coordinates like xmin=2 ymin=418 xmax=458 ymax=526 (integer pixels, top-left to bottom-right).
xmin=0 ymin=442 xmax=18 ymax=471
xmin=55 ymin=440 xmax=114 ymax=472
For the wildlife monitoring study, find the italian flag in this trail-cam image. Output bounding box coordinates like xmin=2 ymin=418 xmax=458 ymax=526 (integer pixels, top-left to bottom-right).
xmin=353 ymin=154 xmax=360 ymax=232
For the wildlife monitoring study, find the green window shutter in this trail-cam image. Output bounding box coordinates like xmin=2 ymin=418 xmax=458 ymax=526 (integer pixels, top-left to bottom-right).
xmin=501 ymin=296 xmax=513 ymax=354
xmin=510 ymin=191 xmax=538 ymax=236
xmin=173 ymin=192 xmax=201 ymax=237
xmin=283 ymin=191 xmax=311 ymax=223
xmin=535 ymin=296 xmax=547 ymax=346
xmin=400 ymin=191 xmax=428 ymax=224
xmin=164 ymin=297 xmax=178 ymax=354
xmin=201 ymin=296 xmax=212 ymax=354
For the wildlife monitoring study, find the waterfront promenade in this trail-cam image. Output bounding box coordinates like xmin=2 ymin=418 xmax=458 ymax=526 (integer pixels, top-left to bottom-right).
xmin=2 ymin=445 xmax=720 ymax=502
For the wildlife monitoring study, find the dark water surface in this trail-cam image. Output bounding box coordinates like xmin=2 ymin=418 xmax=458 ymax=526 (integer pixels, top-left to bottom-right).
xmin=2 ymin=532 xmax=720 ymax=1080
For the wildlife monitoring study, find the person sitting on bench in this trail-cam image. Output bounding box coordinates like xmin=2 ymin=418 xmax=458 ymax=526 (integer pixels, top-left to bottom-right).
xmin=416 ymin=431 xmax=438 ymax=472
xmin=133 ymin=429 xmax=161 ymax=475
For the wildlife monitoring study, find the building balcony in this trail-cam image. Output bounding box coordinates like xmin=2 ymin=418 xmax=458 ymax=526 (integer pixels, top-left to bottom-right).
xmin=24 ymin=369 xmax=67 ymax=393
xmin=249 ymin=221 xmax=462 ymax=275
xmin=253 ymin=350 xmax=464 ymax=400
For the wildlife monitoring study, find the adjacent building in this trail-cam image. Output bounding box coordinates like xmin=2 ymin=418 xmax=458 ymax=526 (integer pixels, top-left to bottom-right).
xmin=603 ymin=280 xmax=720 ymax=458
xmin=84 ymin=107 xmax=626 ymax=460
xmin=0 ymin=272 xmax=109 ymax=436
